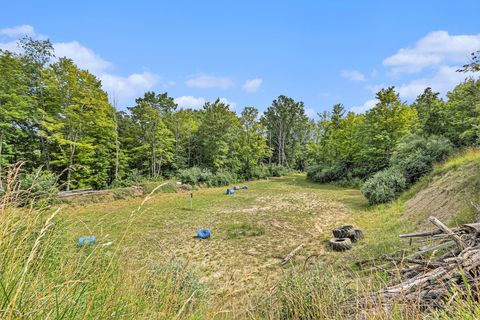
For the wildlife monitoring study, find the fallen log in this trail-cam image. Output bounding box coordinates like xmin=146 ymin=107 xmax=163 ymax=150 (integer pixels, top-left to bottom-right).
xmin=281 ymin=244 xmax=305 ymax=265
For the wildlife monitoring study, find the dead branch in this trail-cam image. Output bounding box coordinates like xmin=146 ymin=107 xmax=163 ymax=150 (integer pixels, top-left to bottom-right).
xmin=428 ymin=216 xmax=467 ymax=250
xmin=281 ymin=244 xmax=305 ymax=265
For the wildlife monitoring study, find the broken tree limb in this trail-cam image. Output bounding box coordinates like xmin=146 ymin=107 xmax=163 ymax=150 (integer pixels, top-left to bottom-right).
xmin=411 ymin=240 xmax=455 ymax=259
xmin=399 ymin=229 xmax=445 ymax=238
xmin=383 ymin=256 xmax=443 ymax=268
xmin=399 ymin=227 xmax=462 ymax=239
xmin=281 ymin=244 xmax=305 ymax=265
xmin=428 ymin=216 xmax=467 ymax=250
xmin=357 ymin=217 xmax=480 ymax=311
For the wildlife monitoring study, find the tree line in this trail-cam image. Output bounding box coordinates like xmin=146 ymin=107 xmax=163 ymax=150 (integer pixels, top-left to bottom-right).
xmin=0 ymin=37 xmax=479 ymax=193
xmin=307 ymin=53 xmax=479 ymax=203
xmin=0 ymin=37 xmax=311 ymax=191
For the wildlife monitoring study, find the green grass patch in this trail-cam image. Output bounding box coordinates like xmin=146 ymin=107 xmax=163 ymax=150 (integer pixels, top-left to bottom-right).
xmin=224 ymin=222 xmax=265 ymax=239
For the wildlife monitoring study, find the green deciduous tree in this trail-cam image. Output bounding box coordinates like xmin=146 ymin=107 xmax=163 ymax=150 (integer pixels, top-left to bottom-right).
xmin=43 ymin=58 xmax=116 ymax=190
xmin=0 ymin=50 xmax=34 ymax=191
xmin=443 ymin=79 xmax=480 ymax=146
xmin=239 ymin=106 xmax=271 ymax=178
xmin=128 ymin=92 xmax=176 ymax=178
xmin=261 ymin=95 xmax=309 ymax=169
xmin=197 ymin=99 xmax=242 ymax=172
xmin=357 ymin=87 xmax=418 ymax=175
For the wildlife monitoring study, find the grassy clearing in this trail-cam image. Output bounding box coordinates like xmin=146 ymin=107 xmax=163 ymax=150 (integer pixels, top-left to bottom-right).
xmin=4 ymin=151 xmax=479 ymax=319
xmin=62 ymin=175 xmax=370 ymax=313
xmin=60 ymin=171 xmax=468 ymax=317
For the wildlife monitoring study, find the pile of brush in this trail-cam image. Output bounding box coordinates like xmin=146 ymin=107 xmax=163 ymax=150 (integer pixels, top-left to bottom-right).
xmin=357 ymin=214 xmax=480 ymax=309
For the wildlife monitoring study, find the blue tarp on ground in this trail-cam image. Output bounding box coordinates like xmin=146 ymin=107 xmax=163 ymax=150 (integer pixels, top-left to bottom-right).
xmin=226 ymin=188 xmax=234 ymax=195
xmin=197 ymin=228 xmax=211 ymax=239
xmin=77 ymin=235 xmax=96 ymax=246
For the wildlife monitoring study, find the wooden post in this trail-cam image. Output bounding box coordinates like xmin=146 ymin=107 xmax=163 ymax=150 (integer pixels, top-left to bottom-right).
xmin=190 ymin=192 xmax=193 ymax=210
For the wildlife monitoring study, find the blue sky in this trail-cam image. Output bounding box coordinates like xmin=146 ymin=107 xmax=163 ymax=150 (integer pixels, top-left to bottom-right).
xmin=1 ymin=1 xmax=479 ymax=117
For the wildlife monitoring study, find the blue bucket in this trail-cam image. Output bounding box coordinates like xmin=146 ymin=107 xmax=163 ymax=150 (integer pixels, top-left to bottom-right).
xmin=197 ymin=228 xmax=211 ymax=239
xmin=226 ymin=188 xmax=234 ymax=195
xmin=77 ymin=235 xmax=96 ymax=246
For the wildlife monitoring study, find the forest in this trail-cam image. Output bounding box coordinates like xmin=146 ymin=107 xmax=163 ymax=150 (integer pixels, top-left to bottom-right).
xmin=1 ymin=37 xmax=479 ymax=202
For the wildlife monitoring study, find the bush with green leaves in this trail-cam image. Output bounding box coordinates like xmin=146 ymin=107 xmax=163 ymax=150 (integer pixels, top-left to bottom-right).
xmin=177 ymin=167 xmax=236 ymax=187
xmin=267 ymin=164 xmax=290 ymax=177
xmin=176 ymin=167 xmax=206 ymax=185
xmin=246 ymin=164 xmax=270 ymax=180
xmin=18 ymin=169 xmax=58 ymax=207
xmin=306 ymin=163 xmax=346 ymax=183
xmin=390 ymin=135 xmax=453 ymax=184
xmin=206 ymin=170 xmax=236 ymax=187
xmin=361 ymin=167 xmax=407 ymax=205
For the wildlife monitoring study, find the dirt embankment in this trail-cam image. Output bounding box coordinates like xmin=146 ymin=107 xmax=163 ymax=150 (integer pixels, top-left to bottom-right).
xmin=405 ymin=153 xmax=480 ymax=225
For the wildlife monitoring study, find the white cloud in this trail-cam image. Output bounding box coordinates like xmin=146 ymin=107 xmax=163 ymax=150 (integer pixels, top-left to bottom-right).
xmin=0 ymin=25 xmax=163 ymax=107
xmin=341 ymin=69 xmax=366 ymax=82
xmin=383 ymin=31 xmax=480 ymax=74
xmin=305 ymin=107 xmax=316 ymax=118
xmin=242 ymin=78 xmax=263 ymax=92
xmin=53 ymin=41 xmax=160 ymax=105
xmin=0 ymin=25 xmax=35 ymax=37
xmin=54 ymin=41 xmax=112 ymax=74
xmin=218 ymin=97 xmax=236 ymax=109
xmin=365 ymin=84 xmax=386 ymax=94
xmin=397 ymin=66 xmax=474 ymax=99
xmin=0 ymin=40 xmax=19 ymax=52
xmin=186 ymin=74 xmax=233 ymax=89
xmin=163 ymin=81 xmax=176 ymax=88
xmin=351 ymin=99 xmax=377 ymax=114
xmin=174 ymin=96 xmax=206 ymax=109
xmin=100 ymin=72 xmax=160 ymax=103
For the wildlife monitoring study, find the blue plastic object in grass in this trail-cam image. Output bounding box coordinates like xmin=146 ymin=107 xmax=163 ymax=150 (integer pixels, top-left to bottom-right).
xmin=77 ymin=235 xmax=96 ymax=246
xmin=197 ymin=228 xmax=211 ymax=239
xmin=234 ymin=186 xmax=241 ymax=190
xmin=226 ymin=188 xmax=234 ymax=195
xmin=242 ymin=186 xmax=248 ymax=190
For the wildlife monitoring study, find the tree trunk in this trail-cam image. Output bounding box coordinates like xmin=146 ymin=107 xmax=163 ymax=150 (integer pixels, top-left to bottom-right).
xmin=268 ymin=132 xmax=272 ymax=165
xmin=65 ymin=132 xmax=78 ymax=191
xmin=151 ymin=143 xmax=156 ymax=178
xmin=0 ymin=131 xmax=4 ymax=192
xmin=114 ymin=115 xmax=120 ymax=181
xmin=277 ymin=122 xmax=283 ymax=166
xmin=66 ymin=144 xmax=76 ymax=191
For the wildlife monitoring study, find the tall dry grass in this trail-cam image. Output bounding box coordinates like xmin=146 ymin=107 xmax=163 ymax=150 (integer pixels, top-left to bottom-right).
xmin=0 ymin=164 xmax=206 ymax=319
xmin=249 ymin=260 xmax=480 ymax=320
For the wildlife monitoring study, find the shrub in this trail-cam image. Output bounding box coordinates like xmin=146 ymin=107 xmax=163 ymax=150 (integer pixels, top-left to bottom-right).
xmin=361 ymin=167 xmax=407 ymax=205
xmin=390 ymin=135 xmax=453 ymax=184
xmin=177 ymin=167 xmax=204 ymax=185
xmin=268 ymin=164 xmax=289 ymax=177
xmin=177 ymin=167 xmax=236 ymax=187
xmin=306 ymin=164 xmax=346 ymax=183
xmin=18 ymin=168 xmax=58 ymax=207
xmin=247 ymin=164 xmax=270 ymax=180
xmin=206 ymin=170 xmax=236 ymax=187
xmin=110 ymin=169 xmax=143 ymax=188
